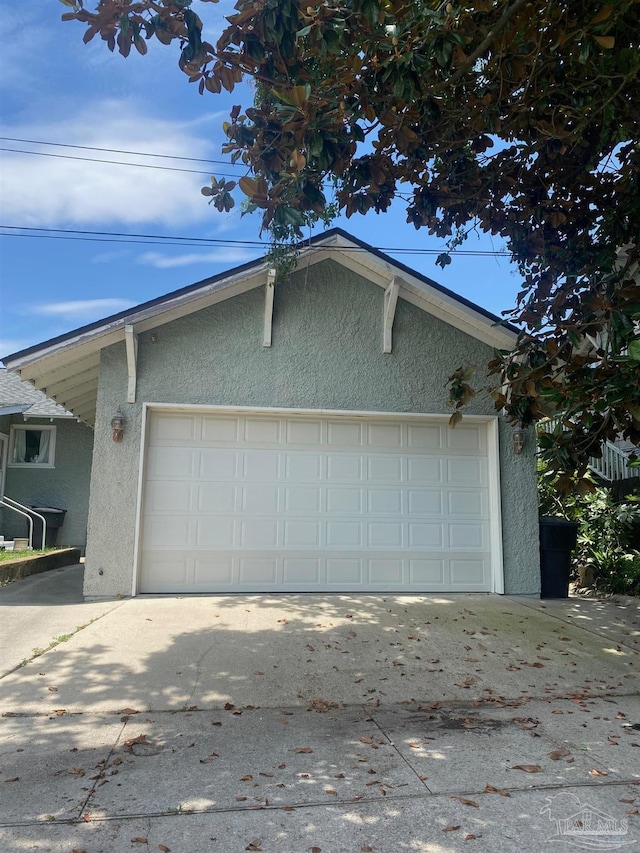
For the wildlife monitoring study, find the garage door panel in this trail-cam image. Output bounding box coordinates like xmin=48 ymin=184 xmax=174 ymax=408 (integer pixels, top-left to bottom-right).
xmin=446 ymin=423 xmax=486 ymax=452
xmin=327 ymin=421 xmax=363 ymax=447
xmin=409 ymin=523 xmax=444 ymax=548
xmin=146 ymin=481 xmax=193 ymax=513
xmin=199 ymin=448 xmax=238 ymax=479
xmin=410 ymin=559 xmax=445 ymax=584
xmin=140 ymin=411 xmax=496 ymax=593
xmin=143 ymin=516 xmax=191 ymax=548
xmin=201 ymin=415 xmax=239 ymax=443
xmin=147 ymin=446 xmax=196 ymax=479
xmin=407 ymin=424 xmax=442 ymax=450
xmin=195 ymin=517 xmax=235 ymax=548
xmin=327 ymin=488 xmax=362 ymax=513
xmin=327 ymin=454 xmax=362 ymax=481
xmin=407 ymin=458 xmax=442 ymax=484
xmin=448 ymin=458 xmax=485 ymax=483
xmin=448 ymin=490 xmax=486 ymax=516
xmin=198 ymin=483 xmax=236 ymax=512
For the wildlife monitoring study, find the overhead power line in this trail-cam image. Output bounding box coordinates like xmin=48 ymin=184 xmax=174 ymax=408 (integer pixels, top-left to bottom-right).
xmin=0 ymin=147 xmax=240 ymax=179
xmin=0 ymin=225 xmax=513 ymax=257
xmin=0 ymin=136 xmax=242 ymax=168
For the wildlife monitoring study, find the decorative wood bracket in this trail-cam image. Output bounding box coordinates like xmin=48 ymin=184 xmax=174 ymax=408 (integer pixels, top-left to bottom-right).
xmin=125 ymin=324 xmax=138 ymax=403
xmin=383 ymin=278 xmax=400 ymax=353
xmin=263 ymin=268 xmax=277 ymax=347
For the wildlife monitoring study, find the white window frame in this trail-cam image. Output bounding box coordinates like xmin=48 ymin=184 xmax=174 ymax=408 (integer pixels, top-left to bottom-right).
xmin=8 ymin=425 xmax=57 ymax=469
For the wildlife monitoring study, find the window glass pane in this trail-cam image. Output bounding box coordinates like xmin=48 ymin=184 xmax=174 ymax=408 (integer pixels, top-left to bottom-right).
xmin=10 ymin=428 xmax=54 ymax=465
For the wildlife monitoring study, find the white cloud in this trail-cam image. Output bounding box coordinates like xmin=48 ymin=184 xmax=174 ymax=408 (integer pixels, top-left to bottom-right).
xmin=31 ymin=299 xmax=136 ymax=318
xmin=0 ymin=99 xmax=237 ymax=228
xmin=138 ymin=249 xmax=258 ymax=269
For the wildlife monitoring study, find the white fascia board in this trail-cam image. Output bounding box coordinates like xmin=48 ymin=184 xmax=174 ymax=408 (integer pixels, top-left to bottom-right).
xmin=6 ymin=266 xmax=272 ymax=376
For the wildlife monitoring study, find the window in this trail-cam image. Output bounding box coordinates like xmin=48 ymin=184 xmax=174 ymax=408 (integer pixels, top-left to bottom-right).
xmin=8 ymin=426 xmax=56 ymax=467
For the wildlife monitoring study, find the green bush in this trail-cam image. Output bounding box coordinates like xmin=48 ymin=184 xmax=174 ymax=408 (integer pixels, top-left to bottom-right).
xmin=538 ymin=461 xmax=640 ymax=595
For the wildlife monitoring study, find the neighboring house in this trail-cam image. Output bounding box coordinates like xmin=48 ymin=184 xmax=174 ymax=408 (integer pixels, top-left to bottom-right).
xmin=2 ymin=229 xmax=539 ymax=597
xmin=0 ymin=369 xmax=94 ymax=551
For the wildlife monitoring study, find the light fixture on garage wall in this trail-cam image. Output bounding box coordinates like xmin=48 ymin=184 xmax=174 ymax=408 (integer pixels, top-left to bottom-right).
xmin=111 ymin=410 xmax=125 ymax=443
xmin=512 ymin=427 xmax=526 ymax=454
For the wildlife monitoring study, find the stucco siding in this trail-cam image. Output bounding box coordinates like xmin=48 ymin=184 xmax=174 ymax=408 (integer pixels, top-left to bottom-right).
xmin=84 ymin=259 xmax=540 ymax=596
xmin=1 ymin=417 xmax=93 ymax=552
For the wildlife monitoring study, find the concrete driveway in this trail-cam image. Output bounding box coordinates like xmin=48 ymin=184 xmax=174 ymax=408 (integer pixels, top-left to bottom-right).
xmin=1 ymin=566 xmax=639 ymax=852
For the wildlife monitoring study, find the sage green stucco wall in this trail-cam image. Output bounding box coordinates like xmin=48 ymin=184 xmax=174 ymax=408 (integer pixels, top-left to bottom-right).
xmin=1 ymin=417 xmax=93 ymax=552
xmin=84 ymin=260 xmax=539 ymax=597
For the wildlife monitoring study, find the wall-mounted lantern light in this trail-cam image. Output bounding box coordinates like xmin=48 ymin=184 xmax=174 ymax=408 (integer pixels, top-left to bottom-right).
xmin=111 ymin=409 xmax=125 ymax=443
xmin=513 ymin=427 xmax=526 ymax=455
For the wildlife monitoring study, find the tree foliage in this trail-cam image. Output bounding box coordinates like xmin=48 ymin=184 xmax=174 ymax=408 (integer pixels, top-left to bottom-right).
xmin=61 ymin=0 xmax=640 ymax=483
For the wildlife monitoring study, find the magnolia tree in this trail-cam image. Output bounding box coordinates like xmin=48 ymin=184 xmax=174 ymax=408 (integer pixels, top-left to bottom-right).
xmin=61 ymin=0 xmax=640 ymax=487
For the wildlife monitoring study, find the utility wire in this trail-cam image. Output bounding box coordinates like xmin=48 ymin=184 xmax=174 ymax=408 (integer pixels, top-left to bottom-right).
xmin=0 ymin=147 xmax=239 ymax=179
xmin=0 ymin=225 xmax=513 ymax=256
xmin=0 ymin=136 xmax=242 ymax=168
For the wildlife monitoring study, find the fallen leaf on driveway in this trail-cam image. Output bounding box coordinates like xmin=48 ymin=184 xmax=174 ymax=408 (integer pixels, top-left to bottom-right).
xmin=443 ymin=825 xmax=460 ymax=832
xmin=131 ymin=838 xmax=148 ymax=844
xmin=4 ymin=777 xmax=19 ymax=783
xmin=47 ymin=687 xmax=58 ymax=692
xmin=485 ymin=784 xmax=510 ymax=797
xmin=158 ymin=845 xmax=171 ymax=852
xmin=311 ymin=847 xmax=322 ymax=852
xmin=465 ymin=834 xmax=480 ymax=841
xmin=294 ymin=747 xmax=313 ymax=753
xmin=246 ymin=839 xmax=262 ymax=851
xmin=361 ymin=847 xmax=373 ymax=852
xmin=120 ymin=708 xmax=139 ymax=715
xmin=549 ymin=749 xmax=571 ymax=761
xmin=67 ymin=767 xmax=85 ymax=776
xmin=200 ymin=753 xmax=219 ymax=764
xmin=450 ymin=795 xmax=479 ymax=808
xmin=511 ymin=764 xmax=542 ymax=773
xmin=590 ymin=769 xmax=608 ymax=776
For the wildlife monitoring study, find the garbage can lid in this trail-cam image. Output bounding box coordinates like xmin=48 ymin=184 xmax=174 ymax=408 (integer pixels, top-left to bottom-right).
xmin=539 ymin=515 xmax=578 ymax=528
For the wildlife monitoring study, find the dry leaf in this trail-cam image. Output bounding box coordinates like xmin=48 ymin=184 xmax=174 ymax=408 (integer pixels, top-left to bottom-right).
xmin=4 ymin=777 xmax=19 ymax=783
xmin=82 ymin=813 xmax=91 ymax=822
xmin=549 ymin=748 xmax=570 ymax=760
xmin=511 ymin=764 xmax=542 ymax=773
xmin=47 ymin=687 xmax=59 ymax=692
xmin=121 ymin=707 xmax=139 ymax=715
xmin=484 ymin=784 xmax=510 ymax=797
xmin=361 ymin=847 xmax=373 ymax=852
xmin=590 ymin=769 xmax=608 ymax=776
xmin=311 ymin=848 xmax=322 ymax=852
xmin=451 ymin=795 xmax=479 ymax=808
xmin=443 ymin=825 xmax=460 ymax=832
xmin=325 ymin=788 xmax=337 ymax=796
xmin=131 ymin=839 xmax=148 ymax=844
xmin=241 ymin=775 xmax=254 ymax=781
xmin=294 ymin=747 xmax=313 ymax=753
xmin=246 ymin=840 xmax=262 ymax=852
xmin=158 ymin=846 xmax=171 ymax=853
xmin=465 ymin=834 xmax=479 ymax=841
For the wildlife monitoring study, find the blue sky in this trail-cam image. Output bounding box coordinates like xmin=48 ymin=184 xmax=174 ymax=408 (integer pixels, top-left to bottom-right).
xmin=0 ymin=0 xmax=522 ymax=361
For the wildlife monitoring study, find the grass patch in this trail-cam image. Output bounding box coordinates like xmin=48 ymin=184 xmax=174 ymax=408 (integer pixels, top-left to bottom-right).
xmin=0 ymin=547 xmax=56 ymax=563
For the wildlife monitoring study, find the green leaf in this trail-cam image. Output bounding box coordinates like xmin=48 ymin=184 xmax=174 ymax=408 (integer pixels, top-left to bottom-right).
xmin=627 ymin=340 xmax=640 ymax=361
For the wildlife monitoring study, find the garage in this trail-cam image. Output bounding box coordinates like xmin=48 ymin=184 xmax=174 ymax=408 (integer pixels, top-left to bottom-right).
xmin=137 ymin=408 xmax=501 ymax=593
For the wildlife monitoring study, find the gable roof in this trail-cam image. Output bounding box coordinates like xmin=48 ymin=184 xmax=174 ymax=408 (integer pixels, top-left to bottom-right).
xmin=0 ymin=368 xmax=74 ymax=419
xmin=2 ymin=229 xmax=518 ymax=426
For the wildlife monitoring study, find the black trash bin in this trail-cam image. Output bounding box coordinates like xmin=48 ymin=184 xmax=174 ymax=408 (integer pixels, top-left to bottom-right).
xmin=539 ymin=516 xmax=579 ymax=598
xmin=29 ymin=507 xmax=67 ymax=549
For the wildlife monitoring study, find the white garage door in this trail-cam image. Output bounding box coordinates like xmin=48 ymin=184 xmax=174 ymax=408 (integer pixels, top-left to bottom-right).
xmin=138 ymin=409 xmax=497 ymax=593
